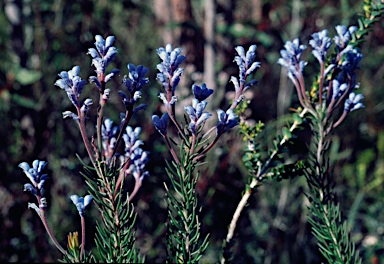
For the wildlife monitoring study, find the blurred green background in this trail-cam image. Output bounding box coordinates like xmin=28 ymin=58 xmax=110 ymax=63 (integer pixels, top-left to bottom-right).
xmin=0 ymin=0 xmax=383 ymax=263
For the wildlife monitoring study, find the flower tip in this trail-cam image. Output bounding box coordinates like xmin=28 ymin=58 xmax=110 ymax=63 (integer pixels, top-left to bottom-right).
xmin=84 ymin=195 xmax=93 ymax=207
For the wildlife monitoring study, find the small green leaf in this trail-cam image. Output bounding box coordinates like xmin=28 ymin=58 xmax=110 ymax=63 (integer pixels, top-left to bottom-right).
xmin=282 ymin=127 xmax=292 ymax=140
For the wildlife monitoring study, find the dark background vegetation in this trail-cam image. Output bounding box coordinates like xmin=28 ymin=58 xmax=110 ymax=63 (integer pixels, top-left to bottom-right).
xmin=0 ymin=0 xmax=383 ymax=263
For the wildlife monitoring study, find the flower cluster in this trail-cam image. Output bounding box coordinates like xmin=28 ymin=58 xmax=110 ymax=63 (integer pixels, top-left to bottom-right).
xmin=216 ymin=109 xmax=239 ymax=135
xmin=231 ymin=45 xmax=260 ymax=105
xmin=19 ymin=160 xmax=48 ymax=201
xmin=55 ymin=66 xmax=87 ymax=108
xmin=55 ymin=66 xmax=94 ymax=122
xmin=101 ymin=118 xmax=119 ymax=161
xmin=156 ymin=44 xmax=186 ymax=94
xmin=215 ymin=45 xmax=260 ymax=135
xmin=309 ymin=29 xmax=332 ymax=63
xmin=277 ymin=39 xmax=307 ymax=84
xmin=278 ymin=25 xmax=364 ymax=128
xmin=153 ymin=45 xmax=260 ymax=140
xmin=19 ymin=160 xmax=49 ymax=216
xmin=184 ymin=84 xmax=214 ymax=134
xmin=87 ymin=35 xmax=119 ymax=90
xmin=119 ymin=64 xmax=149 ymax=113
xmin=334 ymin=25 xmax=358 ymax=50
xmin=122 ymin=126 xmax=149 ymax=182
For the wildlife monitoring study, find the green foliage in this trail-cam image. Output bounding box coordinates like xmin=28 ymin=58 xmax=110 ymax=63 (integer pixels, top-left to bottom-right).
xmin=305 ymin=116 xmax=361 ymax=263
xmin=164 ymin=156 xmax=209 ymax=263
xmin=353 ymin=0 xmax=384 ymax=47
xmin=81 ymin=159 xmax=143 ymax=263
xmin=3 ymin=0 xmax=384 ymax=263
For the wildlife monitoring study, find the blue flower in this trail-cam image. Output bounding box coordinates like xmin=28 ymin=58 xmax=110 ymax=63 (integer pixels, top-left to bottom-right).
xmin=341 ymin=48 xmax=362 ymax=76
xmin=119 ymin=64 xmax=149 ymax=110
xmin=156 ymin=44 xmax=186 ymax=93
xmin=334 ymin=25 xmax=357 ymax=50
xmin=102 ymin=118 xmax=119 ymax=141
xmin=19 ymin=160 xmax=49 ymax=205
xmin=216 ymin=109 xmax=239 ymax=135
xmin=19 ymin=160 xmax=48 ymax=187
xmin=234 ymin=45 xmax=260 ymax=84
xmin=344 ymin=92 xmax=364 ymax=112
xmin=123 ymin=126 xmax=144 ymax=154
xmin=184 ymin=99 xmax=212 ymax=134
xmin=55 ymin=66 xmax=87 ymax=107
xmin=62 ymin=111 xmax=79 ymax=122
xmin=309 ymin=29 xmax=332 ymax=62
xmin=70 ymin=194 xmax=93 ymax=217
xmin=88 ymin=35 xmax=117 ymax=65
xmin=192 ymin=83 xmax=214 ymax=102
xmin=158 ymin=92 xmax=178 ymax=107
xmin=123 ymin=64 xmax=149 ymax=94
xmin=121 ymin=126 xmax=149 ymax=182
xmin=101 ymin=118 xmax=119 ymax=159
xmin=87 ymin=35 xmax=119 ymax=85
xmin=126 ymin=148 xmax=150 ymax=182
xmin=278 ymin=39 xmax=307 ymax=82
xmin=80 ymin=98 xmax=93 ymax=116
xmin=152 ymin=113 xmax=169 ymax=136
xmin=331 ymin=79 xmax=348 ymax=100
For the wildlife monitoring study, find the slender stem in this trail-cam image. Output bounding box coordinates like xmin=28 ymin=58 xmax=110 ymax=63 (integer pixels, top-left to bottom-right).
xmin=97 ymin=81 xmax=107 ymax=159
xmin=77 ymin=108 xmax=96 ymax=166
xmin=202 ymin=126 xmax=217 ymax=139
xmin=329 ymin=110 xmax=347 ymax=132
xmin=39 ymin=210 xmax=68 ymax=257
xmin=292 ymin=76 xmax=316 ymax=117
xmin=166 ymin=105 xmax=186 ymax=141
xmin=114 ymin=159 xmax=131 ymax=198
xmin=128 ymin=177 xmax=142 ymax=202
xmin=80 ymin=216 xmax=86 ymax=261
xmin=111 ymin=108 xmax=133 ymax=159
xmin=194 ymin=133 xmax=221 ymax=162
xmin=96 ymin=103 xmax=105 ymax=161
xmin=164 ymin=135 xmax=180 ymax=164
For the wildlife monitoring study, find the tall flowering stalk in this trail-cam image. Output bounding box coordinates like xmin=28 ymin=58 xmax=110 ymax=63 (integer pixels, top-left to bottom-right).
xmin=278 ymin=25 xmax=364 ymax=263
xmin=48 ymin=35 xmax=149 ymax=263
xmin=152 ymin=44 xmax=260 ymax=262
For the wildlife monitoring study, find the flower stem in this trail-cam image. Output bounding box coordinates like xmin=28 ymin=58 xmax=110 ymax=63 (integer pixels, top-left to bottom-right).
xmin=39 ymin=210 xmax=69 ymax=258
xmin=77 ymin=108 xmax=96 ymax=166
xmin=80 ymin=216 xmax=86 ymax=261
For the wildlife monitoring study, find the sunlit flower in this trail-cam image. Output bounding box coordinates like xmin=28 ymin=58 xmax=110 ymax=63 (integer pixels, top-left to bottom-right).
xmin=184 ymin=99 xmax=212 ymax=134
xmin=55 ymin=66 xmax=87 ymax=106
xmin=156 ymin=44 xmax=186 ymax=93
xmin=70 ymin=194 xmax=93 ymax=217
xmin=334 ymin=25 xmax=357 ymax=50
xmin=278 ymin=38 xmax=307 ymax=82
xmin=192 ymin=83 xmax=214 ymax=102
xmin=309 ymin=29 xmax=332 ymax=62
xmin=344 ymin=92 xmax=364 ymax=112
xmin=152 ymin=113 xmax=169 ymax=137
xmin=19 ymin=160 xmax=49 ymax=208
xmin=216 ymin=109 xmax=239 ymax=135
